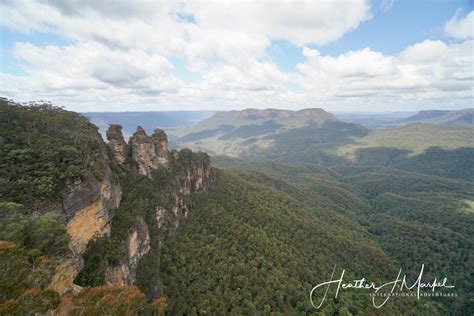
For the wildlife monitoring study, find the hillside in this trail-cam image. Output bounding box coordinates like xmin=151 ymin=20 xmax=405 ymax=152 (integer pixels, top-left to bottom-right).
xmin=400 ymin=108 xmax=473 ymax=126
xmin=172 ymin=110 xmax=473 ymax=182
xmin=160 ymin=170 xmax=447 ymax=314
xmin=170 ymin=108 xmax=369 ymax=157
xmin=336 ymin=109 xmax=473 ymax=129
xmin=211 ymin=158 xmax=474 ymax=314
xmin=337 ymin=123 xmax=473 ymax=157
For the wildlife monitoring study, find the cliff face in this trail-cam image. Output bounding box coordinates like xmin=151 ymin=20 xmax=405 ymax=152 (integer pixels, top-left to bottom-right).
xmin=130 ymin=126 xmax=169 ymax=175
xmin=50 ymin=123 xmax=213 ymax=298
xmin=50 ymin=134 xmax=122 ymax=295
xmin=105 ymin=217 xmax=150 ymax=286
xmin=1 ymin=101 xmax=215 ymax=313
xmin=106 ymin=124 xmax=129 ymax=165
xmin=102 ymin=125 xmax=214 ymax=294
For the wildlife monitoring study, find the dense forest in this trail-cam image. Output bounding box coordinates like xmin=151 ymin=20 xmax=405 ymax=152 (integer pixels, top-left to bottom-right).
xmin=160 ymin=170 xmax=451 ymax=314
xmin=210 ymin=151 xmax=473 ymax=314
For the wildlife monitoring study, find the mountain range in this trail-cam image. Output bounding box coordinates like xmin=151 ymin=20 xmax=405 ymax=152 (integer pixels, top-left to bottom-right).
xmin=83 ymin=111 xmax=216 ymax=138
xmin=338 ymin=108 xmax=473 ymax=128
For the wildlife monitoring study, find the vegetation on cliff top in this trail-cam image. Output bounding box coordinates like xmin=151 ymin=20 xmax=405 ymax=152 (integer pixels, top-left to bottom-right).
xmin=0 ymin=98 xmax=106 ymax=207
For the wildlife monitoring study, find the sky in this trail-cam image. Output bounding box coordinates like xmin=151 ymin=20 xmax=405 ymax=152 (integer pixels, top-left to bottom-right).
xmin=0 ymin=0 xmax=473 ymax=112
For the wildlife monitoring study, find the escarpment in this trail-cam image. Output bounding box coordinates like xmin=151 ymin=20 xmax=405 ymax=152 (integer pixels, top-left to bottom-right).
xmin=50 ymin=129 xmax=122 ymax=295
xmin=75 ymin=124 xmax=215 ymax=298
xmin=0 ymin=99 xmax=214 ymax=306
xmin=48 ymin=121 xmax=213 ymax=299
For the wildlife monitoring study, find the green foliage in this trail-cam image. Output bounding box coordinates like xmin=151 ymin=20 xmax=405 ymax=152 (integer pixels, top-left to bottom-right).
xmin=205 ymin=158 xmax=473 ymax=314
xmin=69 ymin=285 xmax=148 ymax=315
xmin=219 ymin=121 xmax=283 ymax=140
xmin=75 ymin=172 xmax=169 ymax=287
xmin=159 ymin=170 xmax=428 ymax=314
xmin=343 ymin=168 xmax=473 ymax=198
xmin=74 ymin=238 xmax=119 ymax=287
xmin=0 ymin=203 xmax=69 ymax=257
xmin=0 ymin=241 xmax=60 ymax=314
xmin=353 ymin=147 xmax=474 ymax=181
xmin=76 ymin=147 xmax=211 ymax=299
xmin=338 ymin=123 xmax=473 ymax=156
xmin=0 ymin=98 xmax=105 ymax=207
xmin=2 ymin=99 xmax=472 ymax=314
xmin=266 ymin=121 xmax=369 ymax=159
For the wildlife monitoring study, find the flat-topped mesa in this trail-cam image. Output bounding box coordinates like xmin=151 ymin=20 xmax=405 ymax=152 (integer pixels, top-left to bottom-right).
xmin=130 ymin=126 xmax=169 ymax=176
xmin=295 ymin=108 xmax=330 ymax=117
xmin=106 ymin=124 xmax=129 ymax=165
xmin=215 ymin=108 xmax=333 ymax=119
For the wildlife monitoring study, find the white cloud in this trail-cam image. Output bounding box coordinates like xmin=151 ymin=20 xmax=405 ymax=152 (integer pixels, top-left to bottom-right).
xmin=444 ymin=10 xmax=474 ymax=39
xmin=294 ymin=40 xmax=473 ymax=110
xmin=183 ymin=0 xmax=371 ymax=47
xmin=0 ymin=1 xmax=472 ymax=111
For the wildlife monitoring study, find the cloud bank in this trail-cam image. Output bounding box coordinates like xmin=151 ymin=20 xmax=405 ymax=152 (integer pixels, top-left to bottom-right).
xmin=0 ymin=1 xmax=472 ymax=111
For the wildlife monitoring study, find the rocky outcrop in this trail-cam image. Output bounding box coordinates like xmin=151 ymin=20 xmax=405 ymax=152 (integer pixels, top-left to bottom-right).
xmin=103 ymin=126 xmax=214 ymax=291
xmin=129 ymin=126 xmax=169 ymax=176
xmin=49 ymin=260 xmax=83 ymax=296
xmin=125 ymin=218 xmax=150 ymax=280
xmin=105 ymin=217 xmax=150 ymax=285
xmin=106 ymin=124 xmax=129 ymax=165
xmin=50 ymin=134 xmax=122 ymax=295
xmin=49 ymin=124 xmax=214 ymax=297
xmin=172 ymin=149 xmax=213 ymax=194
xmin=67 ymin=178 xmax=121 ymax=255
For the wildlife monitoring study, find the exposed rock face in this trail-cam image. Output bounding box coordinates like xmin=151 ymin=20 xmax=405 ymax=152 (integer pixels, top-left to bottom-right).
xmin=49 ymin=124 xmax=214 ymax=298
xmin=103 ymin=127 xmax=214 ymax=292
xmin=130 ymin=127 xmax=169 ymax=176
xmin=126 ymin=218 xmax=151 ymax=275
xmin=67 ymin=179 xmax=121 ymax=254
xmin=50 ymin=137 xmax=122 ymax=295
xmin=49 ymin=260 xmax=83 ymax=296
xmin=172 ymin=149 xmax=213 ymax=194
xmin=106 ymin=124 xmax=129 ymax=165
xmin=106 ymin=217 xmax=151 ymax=285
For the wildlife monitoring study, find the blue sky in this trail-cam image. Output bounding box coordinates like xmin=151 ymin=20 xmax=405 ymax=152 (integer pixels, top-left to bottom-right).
xmin=319 ymin=0 xmax=472 ymax=55
xmin=268 ymin=0 xmax=472 ymax=74
xmin=0 ymin=0 xmax=472 ymax=111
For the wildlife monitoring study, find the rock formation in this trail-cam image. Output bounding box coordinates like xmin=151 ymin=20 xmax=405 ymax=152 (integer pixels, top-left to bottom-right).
xmin=106 ymin=124 xmax=129 ymax=165
xmin=130 ymin=126 xmax=169 ymax=175
xmin=102 ymin=124 xmax=214 ymax=293
xmin=48 ymin=124 xmax=214 ymax=299
xmin=49 ymin=134 xmax=122 ymax=295
xmin=105 ymin=217 xmax=150 ymax=285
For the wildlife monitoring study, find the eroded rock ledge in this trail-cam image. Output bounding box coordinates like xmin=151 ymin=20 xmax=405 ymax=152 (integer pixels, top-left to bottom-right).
xmin=102 ymin=124 xmax=214 ymax=293
xmin=51 ymin=124 xmax=214 ymax=299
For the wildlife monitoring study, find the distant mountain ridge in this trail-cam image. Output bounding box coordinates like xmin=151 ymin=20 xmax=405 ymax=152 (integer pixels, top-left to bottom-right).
xmin=215 ymin=108 xmax=334 ymax=120
xmin=335 ymin=108 xmax=473 ymax=128
xmin=400 ymin=108 xmax=473 ymax=126
xmin=171 ymin=107 xmax=473 ymax=168
xmin=404 ymin=110 xmax=452 ymax=121
xmin=83 ymin=111 xmax=216 ymax=137
xmin=170 ymin=107 xmax=364 ymax=157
